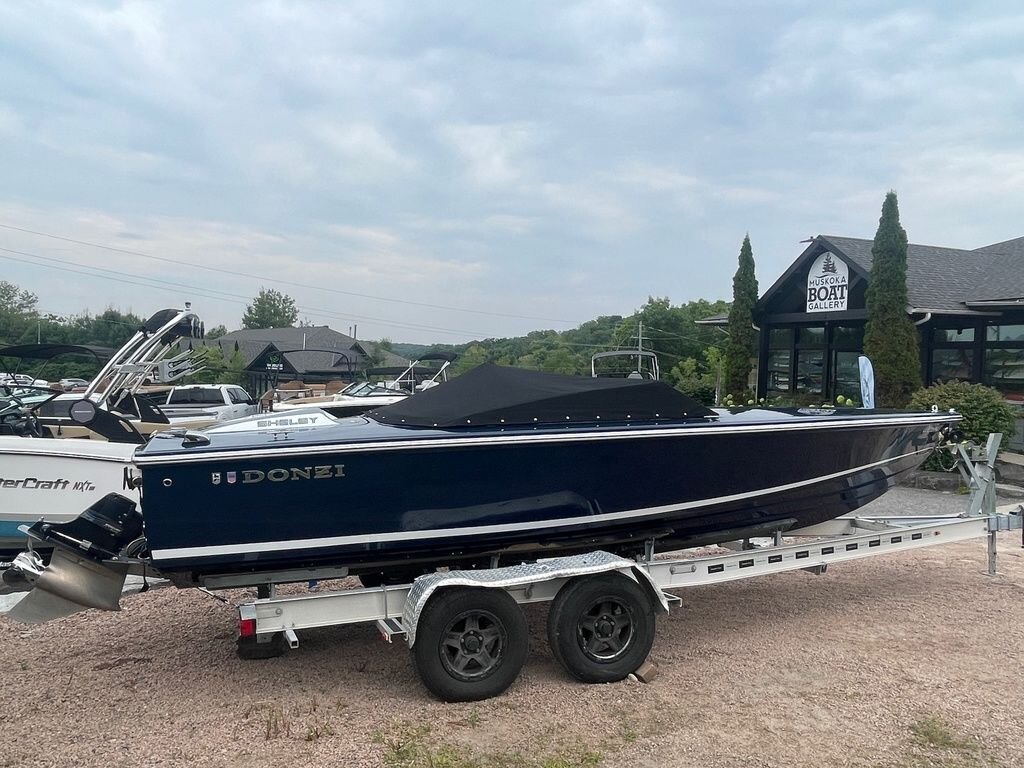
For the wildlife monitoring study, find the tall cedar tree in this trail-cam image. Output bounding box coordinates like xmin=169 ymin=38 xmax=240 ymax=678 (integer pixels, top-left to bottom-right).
xmin=724 ymin=235 xmax=759 ymax=397
xmin=863 ymin=191 xmax=921 ymax=406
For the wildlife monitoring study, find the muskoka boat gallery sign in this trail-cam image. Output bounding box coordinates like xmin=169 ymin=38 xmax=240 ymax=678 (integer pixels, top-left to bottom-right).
xmin=806 ymin=252 xmax=849 ymax=312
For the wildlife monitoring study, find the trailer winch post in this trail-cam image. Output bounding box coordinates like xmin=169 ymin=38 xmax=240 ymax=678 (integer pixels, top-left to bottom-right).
xmin=953 ymin=433 xmax=1014 ymax=575
xmin=956 ymin=433 xmax=1000 ymax=520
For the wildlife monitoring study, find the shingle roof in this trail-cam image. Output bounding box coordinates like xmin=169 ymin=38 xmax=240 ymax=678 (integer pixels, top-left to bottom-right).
xmin=220 ymin=326 xmax=357 ymax=349
xmin=358 ymin=342 xmax=409 ymax=369
xmin=187 ymin=337 xmax=271 ymax=365
xmin=820 ymin=235 xmax=1024 ymax=311
xmin=188 ymin=327 xmax=409 ymax=374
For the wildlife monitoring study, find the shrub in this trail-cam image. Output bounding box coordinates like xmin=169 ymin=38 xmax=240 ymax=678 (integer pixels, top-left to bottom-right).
xmin=909 ymin=381 xmax=1016 ymax=470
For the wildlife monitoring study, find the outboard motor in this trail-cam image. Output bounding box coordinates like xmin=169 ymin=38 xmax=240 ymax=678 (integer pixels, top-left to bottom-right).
xmin=32 ymin=493 xmax=143 ymax=560
xmin=4 ymin=493 xmax=143 ymax=624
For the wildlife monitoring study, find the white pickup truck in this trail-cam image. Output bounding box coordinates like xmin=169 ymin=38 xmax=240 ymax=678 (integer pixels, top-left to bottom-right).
xmin=160 ymin=384 xmax=258 ymax=423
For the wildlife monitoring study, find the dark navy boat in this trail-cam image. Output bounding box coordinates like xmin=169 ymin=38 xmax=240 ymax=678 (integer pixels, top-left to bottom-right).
xmin=5 ymin=364 xmax=959 ymax=618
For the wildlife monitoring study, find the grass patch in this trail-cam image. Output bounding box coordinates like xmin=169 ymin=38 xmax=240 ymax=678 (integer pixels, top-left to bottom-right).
xmin=251 ymin=704 xmax=290 ymax=740
xmin=376 ymin=723 xmax=604 ymax=768
xmin=909 ymin=715 xmax=978 ymax=751
xmin=540 ymin=752 xmax=602 ymax=768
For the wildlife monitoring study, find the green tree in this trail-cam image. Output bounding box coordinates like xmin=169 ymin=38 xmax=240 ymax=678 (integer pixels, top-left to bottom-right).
xmin=87 ymin=308 xmax=144 ymax=348
xmin=610 ymin=298 xmax=729 ymax=371
xmin=242 ymin=288 xmax=298 ymax=329
xmin=225 ymin=343 xmax=247 ymax=387
xmin=863 ymin=192 xmax=922 ymax=406
xmin=0 ymin=281 xmax=39 ymax=344
xmin=187 ymin=345 xmax=227 ymax=384
xmin=723 ymin=235 xmax=759 ymax=398
xmin=450 ymin=344 xmax=491 ymax=375
xmin=207 ymin=324 xmax=228 ymax=339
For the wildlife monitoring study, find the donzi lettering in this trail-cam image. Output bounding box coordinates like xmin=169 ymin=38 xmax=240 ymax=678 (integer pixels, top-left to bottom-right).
xmin=210 ymin=464 xmax=345 ymax=485
xmin=0 ymin=477 xmax=96 ymax=492
xmin=806 ymin=251 xmax=849 ymax=313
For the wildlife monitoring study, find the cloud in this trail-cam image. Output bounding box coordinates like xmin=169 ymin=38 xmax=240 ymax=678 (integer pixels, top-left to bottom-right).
xmin=0 ymin=2 xmax=1022 ymax=342
xmin=440 ymin=123 xmax=541 ymax=187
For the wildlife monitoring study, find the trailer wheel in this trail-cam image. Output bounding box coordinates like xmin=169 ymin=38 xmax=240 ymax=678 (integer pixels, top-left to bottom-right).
xmin=236 ymin=633 xmax=287 ymax=660
xmin=411 ymin=588 xmax=528 ymax=702
xmin=547 ymin=573 xmax=655 ymax=684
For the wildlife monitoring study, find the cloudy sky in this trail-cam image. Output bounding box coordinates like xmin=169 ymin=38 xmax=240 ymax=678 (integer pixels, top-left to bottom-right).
xmin=1 ymin=1 xmax=1022 ymax=343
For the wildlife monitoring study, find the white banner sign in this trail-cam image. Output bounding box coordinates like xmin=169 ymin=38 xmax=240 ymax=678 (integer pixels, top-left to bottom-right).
xmin=858 ymin=355 xmax=875 ymax=409
xmin=806 ymin=252 xmax=849 ymax=312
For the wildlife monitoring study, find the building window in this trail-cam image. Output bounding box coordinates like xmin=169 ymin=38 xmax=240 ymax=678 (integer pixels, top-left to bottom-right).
xmin=932 ymin=348 xmax=974 ymax=383
xmin=798 ymin=326 xmax=824 ymax=347
xmin=766 ymin=327 xmax=794 ymax=394
xmin=987 ymin=324 xmax=1024 ymax=342
xmin=984 ymin=323 xmax=1024 ymax=400
xmin=832 ymin=351 xmax=861 ymax=400
xmin=934 ymin=327 xmax=975 ymax=343
xmin=795 ymin=350 xmax=823 ymax=394
xmin=769 ymin=328 xmax=793 ymax=348
xmin=766 ymin=351 xmax=791 ymax=393
xmin=832 ymin=325 xmax=864 ymax=349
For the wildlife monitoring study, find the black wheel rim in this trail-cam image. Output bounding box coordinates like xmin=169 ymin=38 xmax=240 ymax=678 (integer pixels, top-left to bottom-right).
xmin=576 ymin=597 xmax=635 ymax=662
xmin=438 ymin=609 xmax=507 ymax=681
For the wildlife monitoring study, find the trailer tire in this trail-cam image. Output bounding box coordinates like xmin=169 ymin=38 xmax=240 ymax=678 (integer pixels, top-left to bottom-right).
xmin=411 ymin=587 xmax=528 ymax=702
xmin=547 ymin=573 xmax=655 ymax=684
xmin=236 ymin=632 xmax=288 ymax=660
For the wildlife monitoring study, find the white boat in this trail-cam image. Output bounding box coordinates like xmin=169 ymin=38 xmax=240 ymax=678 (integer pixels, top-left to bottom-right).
xmin=0 ymin=437 xmax=138 ymax=557
xmin=28 ymin=307 xmax=206 ymax=440
xmin=271 ymin=353 xmax=455 ymax=417
xmin=591 ymin=322 xmax=660 ymax=381
xmin=0 ymin=306 xmax=203 ymax=557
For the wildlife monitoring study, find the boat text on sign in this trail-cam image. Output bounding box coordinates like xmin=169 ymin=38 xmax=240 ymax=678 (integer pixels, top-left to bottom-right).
xmin=806 ymin=252 xmax=849 ymax=313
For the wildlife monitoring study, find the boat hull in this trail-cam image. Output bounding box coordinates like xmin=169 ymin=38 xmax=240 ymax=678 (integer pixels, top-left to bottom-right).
xmin=0 ymin=437 xmax=138 ymax=557
xmin=135 ymin=412 xmax=953 ymax=584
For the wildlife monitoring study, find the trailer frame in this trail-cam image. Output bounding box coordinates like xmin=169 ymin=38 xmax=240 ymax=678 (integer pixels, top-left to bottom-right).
xmin=235 ymin=435 xmax=1022 ymax=701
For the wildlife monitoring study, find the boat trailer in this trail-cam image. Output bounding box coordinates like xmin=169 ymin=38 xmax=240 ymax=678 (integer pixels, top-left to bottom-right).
xmin=234 ymin=434 xmax=1022 ymax=702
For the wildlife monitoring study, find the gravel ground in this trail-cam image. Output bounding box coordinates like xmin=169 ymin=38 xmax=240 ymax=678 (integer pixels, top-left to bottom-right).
xmin=2 ymin=488 xmax=1022 ymax=768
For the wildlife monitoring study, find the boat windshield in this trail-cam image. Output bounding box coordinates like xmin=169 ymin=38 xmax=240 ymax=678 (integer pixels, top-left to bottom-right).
xmin=343 ymin=382 xmax=398 ymax=398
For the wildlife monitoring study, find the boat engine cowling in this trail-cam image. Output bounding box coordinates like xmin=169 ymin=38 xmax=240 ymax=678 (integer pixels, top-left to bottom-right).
xmin=31 ymin=492 xmax=143 ymax=560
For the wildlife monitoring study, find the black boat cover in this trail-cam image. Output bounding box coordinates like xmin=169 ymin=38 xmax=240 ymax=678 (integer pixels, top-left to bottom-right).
xmin=367 ymin=364 xmax=716 ymax=427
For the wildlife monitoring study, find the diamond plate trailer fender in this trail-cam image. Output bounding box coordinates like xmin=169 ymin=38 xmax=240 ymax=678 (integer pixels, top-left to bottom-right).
xmin=401 ymin=551 xmax=669 ymax=647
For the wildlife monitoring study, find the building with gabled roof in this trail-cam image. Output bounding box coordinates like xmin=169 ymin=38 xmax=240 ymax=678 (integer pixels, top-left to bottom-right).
xmin=189 ymin=325 xmax=409 ymax=393
xmin=702 ymin=234 xmax=1024 ymax=412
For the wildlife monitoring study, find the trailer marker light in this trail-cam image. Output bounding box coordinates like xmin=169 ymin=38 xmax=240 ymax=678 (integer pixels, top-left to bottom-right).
xmin=239 ymin=617 xmax=256 ymax=638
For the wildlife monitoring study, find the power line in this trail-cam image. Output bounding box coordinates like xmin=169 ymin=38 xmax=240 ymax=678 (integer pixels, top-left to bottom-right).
xmin=0 ymin=221 xmax=575 ymax=324
xmin=0 ymin=246 xmax=503 ymax=338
